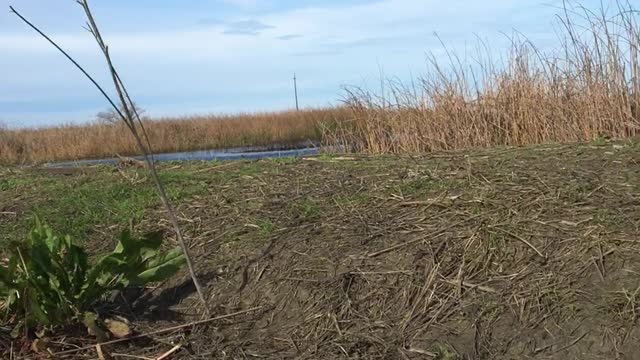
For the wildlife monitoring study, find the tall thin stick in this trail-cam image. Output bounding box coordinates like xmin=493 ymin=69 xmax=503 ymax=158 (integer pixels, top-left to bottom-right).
xmin=293 ymin=73 xmax=300 ymax=111
xmin=9 ymin=2 xmax=210 ymax=315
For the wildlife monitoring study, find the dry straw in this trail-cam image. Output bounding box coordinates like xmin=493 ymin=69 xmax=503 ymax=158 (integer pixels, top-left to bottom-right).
xmin=0 ymin=108 xmax=348 ymax=165
xmin=324 ymin=0 xmax=640 ymax=154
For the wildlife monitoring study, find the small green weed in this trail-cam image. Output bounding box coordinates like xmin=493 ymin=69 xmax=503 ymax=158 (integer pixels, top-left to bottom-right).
xmin=257 ymin=219 xmax=275 ymax=236
xmin=0 ymin=220 xmax=185 ymax=336
xmin=435 ymin=345 xmax=458 ymax=360
xmin=0 ymin=178 xmax=19 ymax=191
xmin=594 ymin=209 xmax=622 ymax=227
xmin=239 ymin=162 xmax=263 ymax=176
xmin=487 ymin=232 xmax=503 ymax=249
xmin=315 ymin=153 xmax=336 ymax=161
xmin=592 ymin=135 xmax=610 ymax=146
xmin=334 ymin=193 xmax=371 ymax=207
xmin=0 ymin=176 xmax=40 ymax=192
xmin=295 ymin=198 xmax=320 ymax=219
xmin=398 ymin=177 xmax=457 ymax=195
xmin=270 ymin=156 xmax=298 ymax=165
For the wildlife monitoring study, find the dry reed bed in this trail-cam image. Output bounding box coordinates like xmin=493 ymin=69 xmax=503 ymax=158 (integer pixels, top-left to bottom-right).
xmin=3 ymin=3 xmax=639 ymax=166
xmin=326 ymin=1 xmax=640 ymax=154
xmin=0 ymin=107 xmax=348 ymax=165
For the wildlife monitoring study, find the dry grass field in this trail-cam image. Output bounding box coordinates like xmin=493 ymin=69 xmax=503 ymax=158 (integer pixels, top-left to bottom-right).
xmin=0 ymin=107 xmax=348 ymax=165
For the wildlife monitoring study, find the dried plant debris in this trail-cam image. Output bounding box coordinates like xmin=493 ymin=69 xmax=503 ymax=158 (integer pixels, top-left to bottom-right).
xmin=1 ymin=141 xmax=640 ymax=359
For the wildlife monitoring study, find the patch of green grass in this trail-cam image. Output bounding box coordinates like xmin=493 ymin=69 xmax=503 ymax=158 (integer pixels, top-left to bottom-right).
xmin=1 ymin=168 xmax=208 ymax=244
xmin=334 ymin=193 xmax=371 ymax=207
xmin=315 ymin=153 xmax=336 ymax=160
xmin=33 ymin=177 xmax=155 ymax=241
xmin=591 ymin=135 xmax=610 ymax=146
xmin=294 ymin=197 xmax=321 ymax=219
xmin=566 ymin=180 xmax=596 ymax=202
xmin=594 ymin=209 xmax=623 ymax=228
xmin=487 ymin=232 xmax=505 ymax=250
xmin=159 ymin=171 xmax=209 ymax=200
xmin=471 ymin=203 xmax=484 ymax=215
xmin=435 ymin=344 xmax=458 ymax=360
xmin=220 ymin=221 xmax=274 ymax=245
xmin=0 ymin=174 xmax=44 ymax=192
xmin=397 ymin=176 xmax=460 ymax=195
xmin=270 ymin=156 xmax=299 ymax=165
xmin=565 ymin=302 xmax=581 ymax=315
xmin=257 ymin=219 xmax=275 ymax=236
xmin=239 ymin=162 xmax=263 ymax=176
xmin=0 ymin=177 xmax=24 ymax=192
xmin=220 ymin=231 xmax=240 ymax=245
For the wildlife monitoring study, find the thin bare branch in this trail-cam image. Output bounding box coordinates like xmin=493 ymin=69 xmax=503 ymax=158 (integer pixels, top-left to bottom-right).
xmin=49 ymin=307 xmax=264 ymax=357
xmin=9 ymin=2 xmax=210 ymax=315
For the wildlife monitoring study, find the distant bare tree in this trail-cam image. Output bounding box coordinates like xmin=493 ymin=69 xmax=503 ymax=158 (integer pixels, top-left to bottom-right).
xmin=95 ymin=102 xmax=146 ymax=125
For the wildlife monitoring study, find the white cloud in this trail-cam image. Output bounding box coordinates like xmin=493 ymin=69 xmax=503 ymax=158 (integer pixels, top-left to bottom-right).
xmin=222 ymin=0 xmax=264 ymax=11
xmin=0 ymin=0 xmax=567 ymax=126
xmin=222 ymin=19 xmax=274 ymax=35
xmin=1 ymin=0 xmax=552 ymax=57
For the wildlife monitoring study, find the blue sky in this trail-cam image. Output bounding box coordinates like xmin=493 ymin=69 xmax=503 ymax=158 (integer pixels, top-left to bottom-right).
xmin=0 ymin=0 xmax=600 ymax=128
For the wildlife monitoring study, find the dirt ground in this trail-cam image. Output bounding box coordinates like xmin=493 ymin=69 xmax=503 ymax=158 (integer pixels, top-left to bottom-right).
xmin=1 ymin=140 xmax=640 ymax=359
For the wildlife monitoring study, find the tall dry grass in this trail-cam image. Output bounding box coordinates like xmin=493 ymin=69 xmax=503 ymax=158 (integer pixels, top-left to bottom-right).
xmin=4 ymin=1 xmax=639 ymax=165
xmin=1 ymin=107 xmax=348 ymax=165
xmin=324 ymin=1 xmax=640 ymax=153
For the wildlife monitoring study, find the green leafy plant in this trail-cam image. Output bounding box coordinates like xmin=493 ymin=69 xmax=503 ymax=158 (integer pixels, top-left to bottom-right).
xmin=0 ymin=219 xmax=185 ymax=334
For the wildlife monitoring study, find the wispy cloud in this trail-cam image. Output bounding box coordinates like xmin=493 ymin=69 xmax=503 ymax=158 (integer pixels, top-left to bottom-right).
xmin=0 ymin=0 xmax=572 ymax=126
xmin=291 ymin=49 xmax=343 ymax=57
xmin=222 ymin=19 xmax=274 ymax=35
xmin=222 ymin=0 xmax=263 ymax=11
xmin=318 ymin=35 xmax=419 ymax=53
xmin=277 ymin=34 xmax=302 ymax=40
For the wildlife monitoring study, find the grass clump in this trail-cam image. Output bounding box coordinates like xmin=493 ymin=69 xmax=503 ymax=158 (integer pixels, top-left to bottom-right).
xmin=270 ymin=156 xmax=299 ymax=165
xmin=257 ymin=219 xmax=276 ymax=236
xmin=294 ymin=197 xmax=321 ymax=219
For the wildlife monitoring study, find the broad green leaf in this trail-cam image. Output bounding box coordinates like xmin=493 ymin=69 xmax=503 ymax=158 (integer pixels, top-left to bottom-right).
xmin=137 ymin=248 xmax=185 ymax=283
xmin=2 ymin=221 xmax=184 ymax=331
xmin=112 ymin=229 xmax=133 ymax=254
xmin=66 ymin=243 xmax=88 ymax=295
xmin=140 ymin=248 xmax=159 ymax=263
xmin=26 ymin=288 xmax=50 ymax=326
xmin=43 ymin=228 xmax=60 ymax=254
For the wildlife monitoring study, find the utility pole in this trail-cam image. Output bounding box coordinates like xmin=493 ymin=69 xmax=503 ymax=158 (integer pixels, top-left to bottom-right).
xmin=293 ymin=73 xmax=299 ymax=111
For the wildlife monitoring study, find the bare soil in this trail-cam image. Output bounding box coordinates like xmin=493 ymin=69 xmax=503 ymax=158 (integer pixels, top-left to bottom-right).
xmin=1 ymin=140 xmax=640 ymax=359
